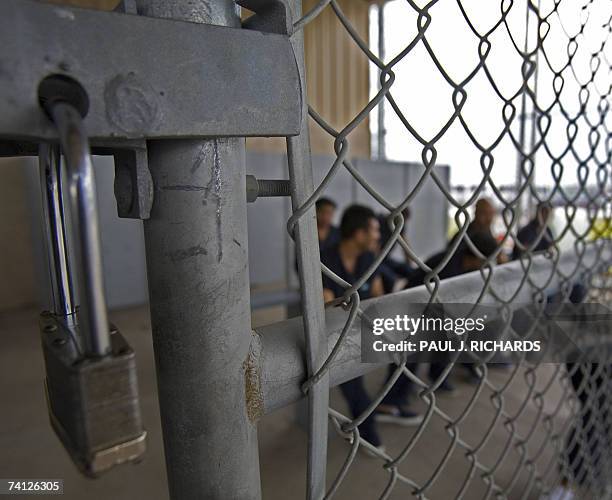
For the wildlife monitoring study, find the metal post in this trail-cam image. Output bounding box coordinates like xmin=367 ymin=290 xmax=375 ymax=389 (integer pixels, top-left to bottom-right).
xmin=377 ymin=0 xmax=386 ymax=160
xmin=515 ymin=0 xmax=531 ymax=224
xmin=527 ymin=0 xmax=541 ymax=218
xmin=137 ymin=1 xmax=261 ymax=499
xmin=286 ymin=1 xmax=330 ymax=498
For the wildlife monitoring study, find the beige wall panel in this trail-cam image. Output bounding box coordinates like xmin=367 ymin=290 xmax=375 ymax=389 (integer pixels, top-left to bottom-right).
xmin=248 ymin=0 xmax=371 ymax=158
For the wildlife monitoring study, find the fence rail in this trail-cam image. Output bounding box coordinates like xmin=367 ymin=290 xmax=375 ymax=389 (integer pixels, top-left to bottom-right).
xmin=255 ymin=246 xmax=610 ymax=414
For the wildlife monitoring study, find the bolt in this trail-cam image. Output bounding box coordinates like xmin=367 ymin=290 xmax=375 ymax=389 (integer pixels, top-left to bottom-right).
xmin=53 ymin=337 xmax=67 ymax=347
xmin=246 ymin=175 xmax=291 ymax=202
xmin=44 ymin=324 xmax=58 ymax=333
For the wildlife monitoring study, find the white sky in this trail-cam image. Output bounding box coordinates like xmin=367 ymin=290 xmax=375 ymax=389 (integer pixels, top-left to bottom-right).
xmin=369 ymin=0 xmax=612 ymax=190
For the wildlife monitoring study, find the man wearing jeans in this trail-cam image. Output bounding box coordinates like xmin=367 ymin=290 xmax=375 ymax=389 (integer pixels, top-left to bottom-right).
xmin=321 ymin=205 xmax=423 ymax=451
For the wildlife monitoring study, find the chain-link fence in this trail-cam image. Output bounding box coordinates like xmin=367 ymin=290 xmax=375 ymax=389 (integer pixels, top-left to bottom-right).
xmin=275 ymin=0 xmax=612 ymax=498
xmin=2 ymin=0 xmax=609 ymax=498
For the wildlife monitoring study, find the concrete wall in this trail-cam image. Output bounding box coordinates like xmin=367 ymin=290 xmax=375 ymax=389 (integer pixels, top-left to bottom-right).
xmin=246 ymin=152 xmax=292 ymax=286
xmin=353 ymin=158 xmax=450 ymax=259
xmin=248 ymin=153 xmax=450 ymax=290
xmin=0 ymin=153 xmax=449 ymax=311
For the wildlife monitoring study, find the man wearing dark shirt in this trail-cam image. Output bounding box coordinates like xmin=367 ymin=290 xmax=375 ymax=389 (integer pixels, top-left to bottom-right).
xmin=321 ymin=205 xmax=422 ymax=450
xmin=294 ymin=198 xmax=340 ymax=280
xmin=469 ymin=197 xmax=497 ymax=237
xmin=449 ymin=197 xmax=508 ymax=266
xmin=513 ymin=202 xmax=553 ymax=259
xmin=513 ymin=202 xmax=586 ymax=303
xmin=386 ymin=230 xmax=501 ymax=401
xmin=316 ymin=197 xmax=341 ymax=253
xmin=376 ymin=207 xmax=414 ymax=293
xmin=321 ymin=205 xmax=384 ymax=302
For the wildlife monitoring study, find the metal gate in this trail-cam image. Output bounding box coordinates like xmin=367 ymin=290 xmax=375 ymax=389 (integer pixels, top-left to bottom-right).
xmin=0 ymin=0 xmax=610 ymax=499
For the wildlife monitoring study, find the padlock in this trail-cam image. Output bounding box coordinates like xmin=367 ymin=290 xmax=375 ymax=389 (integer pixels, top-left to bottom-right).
xmin=40 ymin=314 xmax=145 ymax=477
xmin=37 ymin=81 xmax=146 ymax=476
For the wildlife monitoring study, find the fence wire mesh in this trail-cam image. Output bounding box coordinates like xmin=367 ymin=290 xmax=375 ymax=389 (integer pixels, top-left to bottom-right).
xmin=285 ymin=0 xmax=612 ymax=498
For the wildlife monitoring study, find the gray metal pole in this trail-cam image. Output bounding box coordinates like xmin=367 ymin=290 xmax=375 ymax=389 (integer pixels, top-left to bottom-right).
xmin=137 ymin=2 xmax=261 ymax=499
xmin=286 ymin=1 xmax=330 ymax=498
xmin=287 ymin=0 xmax=329 ymax=500
xmin=377 ymin=1 xmax=386 ymax=160
xmin=515 ymin=0 xmax=531 ymax=223
xmin=286 ymin=9 xmax=330 ymax=500
xmin=527 ymin=0 xmax=541 ymax=218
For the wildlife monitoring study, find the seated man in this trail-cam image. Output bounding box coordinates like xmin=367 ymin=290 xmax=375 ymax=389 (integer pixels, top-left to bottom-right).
xmin=455 ymin=230 xmax=502 ymax=382
xmin=461 ymin=230 xmax=499 ymax=272
xmin=384 ymin=230 xmax=501 ymax=401
xmin=376 ymin=207 xmax=414 ymax=294
xmin=321 ymin=205 xmax=423 ymax=449
xmin=513 ymin=202 xmax=586 ymax=303
xmin=315 ymin=197 xmax=341 ymax=253
xmin=513 ymin=202 xmax=554 ymax=259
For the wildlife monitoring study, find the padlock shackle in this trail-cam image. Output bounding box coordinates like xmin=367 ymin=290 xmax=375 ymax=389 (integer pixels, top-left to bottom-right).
xmin=39 ymin=143 xmax=76 ymax=318
xmin=49 ymin=102 xmax=111 ymax=357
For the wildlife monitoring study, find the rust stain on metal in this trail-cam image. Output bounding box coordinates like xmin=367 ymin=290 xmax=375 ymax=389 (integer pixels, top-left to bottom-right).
xmin=243 ymin=331 xmax=264 ymax=423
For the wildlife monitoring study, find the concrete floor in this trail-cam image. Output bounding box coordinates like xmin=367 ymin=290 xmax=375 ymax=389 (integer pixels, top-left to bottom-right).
xmin=0 ymin=305 xmax=571 ymax=499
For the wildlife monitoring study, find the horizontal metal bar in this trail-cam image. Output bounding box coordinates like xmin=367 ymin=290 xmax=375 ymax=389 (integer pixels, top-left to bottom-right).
xmin=0 ymin=0 xmax=301 ymax=143
xmin=254 ymin=247 xmax=608 ymax=414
